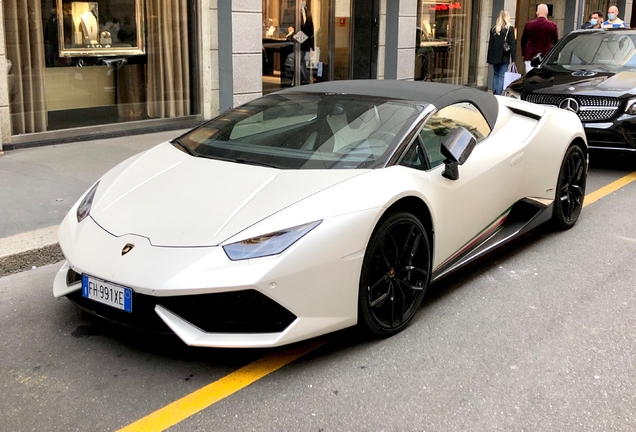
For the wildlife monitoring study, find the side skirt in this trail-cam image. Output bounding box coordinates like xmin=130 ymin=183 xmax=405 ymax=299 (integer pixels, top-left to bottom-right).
xmin=431 ymin=198 xmax=554 ymax=282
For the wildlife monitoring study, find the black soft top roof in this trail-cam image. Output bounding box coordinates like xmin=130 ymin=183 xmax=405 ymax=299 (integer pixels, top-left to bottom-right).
xmin=279 ymin=80 xmax=499 ymax=130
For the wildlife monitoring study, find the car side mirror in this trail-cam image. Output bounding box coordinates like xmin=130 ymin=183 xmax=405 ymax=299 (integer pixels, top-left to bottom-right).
xmin=440 ymin=127 xmax=476 ymax=181
xmin=530 ymin=53 xmax=543 ymax=68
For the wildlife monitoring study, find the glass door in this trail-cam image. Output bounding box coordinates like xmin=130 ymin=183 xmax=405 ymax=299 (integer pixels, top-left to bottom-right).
xmin=262 ymin=0 xmax=327 ymax=94
xmin=415 ymin=0 xmax=471 ymax=84
xmin=262 ymin=0 xmax=294 ymax=93
xmin=262 ymin=0 xmax=351 ymax=94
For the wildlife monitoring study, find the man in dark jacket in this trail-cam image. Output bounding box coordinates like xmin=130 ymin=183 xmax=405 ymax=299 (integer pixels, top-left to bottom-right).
xmin=521 ymin=4 xmax=559 ymax=72
xmin=581 ymin=11 xmax=603 ymax=29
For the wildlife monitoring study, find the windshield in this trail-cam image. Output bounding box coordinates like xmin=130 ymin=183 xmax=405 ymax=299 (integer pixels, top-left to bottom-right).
xmin=178 ymin=93 xmax=423 ymax=169
xmin=546 ymin=31 xmax=636 ymax=72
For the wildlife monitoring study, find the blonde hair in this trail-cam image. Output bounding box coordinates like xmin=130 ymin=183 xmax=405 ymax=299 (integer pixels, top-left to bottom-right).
xmin=494 ymin=10 xmax=512 ymax=35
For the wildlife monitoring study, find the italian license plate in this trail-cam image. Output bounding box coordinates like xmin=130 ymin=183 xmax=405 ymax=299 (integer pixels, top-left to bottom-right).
xmin=82 ymin=275 xmax=132 ymax=313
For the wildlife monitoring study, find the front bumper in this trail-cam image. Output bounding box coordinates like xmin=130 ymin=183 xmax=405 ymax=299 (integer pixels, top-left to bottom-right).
xmin=62 ymin=266 xmax=296 ymax=334
xmin=53 ymin=210 xmax=377 ymax=348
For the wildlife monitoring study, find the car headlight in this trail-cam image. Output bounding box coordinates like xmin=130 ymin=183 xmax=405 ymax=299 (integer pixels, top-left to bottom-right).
xmin=223 ymin=221 xmax=322 ymax=261
xmin=76 ymin=181 xmax=100 ymax=223
xmin=503 ymin=89 xmax=521 ymax=99
xmin=626 ymin=98 xmax=636 ymax=115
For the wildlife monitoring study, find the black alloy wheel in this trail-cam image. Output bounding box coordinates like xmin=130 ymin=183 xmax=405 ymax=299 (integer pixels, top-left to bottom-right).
xmin=553 ymin=144 xmax=587 ymax=230
xmin=358 ymin=212 xmax=431 ymax=337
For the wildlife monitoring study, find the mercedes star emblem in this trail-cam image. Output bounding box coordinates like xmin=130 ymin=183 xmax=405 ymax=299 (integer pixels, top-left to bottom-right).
xmin=121 ymin=243 xmax=135 ymax=256
xmin=558 ymin=98 xmax=579 ymax=113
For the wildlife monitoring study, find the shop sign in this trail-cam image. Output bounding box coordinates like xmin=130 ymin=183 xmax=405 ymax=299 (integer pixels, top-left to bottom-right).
xmin=428 ymin=2 xmax=462 ymax=11
xmin=292 ymin=31 xmax=308 ymax=44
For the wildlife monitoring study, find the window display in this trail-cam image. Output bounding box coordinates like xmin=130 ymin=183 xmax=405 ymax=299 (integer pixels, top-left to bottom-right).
xmin=415 ymin=0 xmax=470 ymax=84
xmin=262 ymin=0 xmax=331 ymax=94
xmin=3 ymin=0 xmax=194 ymax=136
xmin=56 ymin=0 xmax=145 ymax=57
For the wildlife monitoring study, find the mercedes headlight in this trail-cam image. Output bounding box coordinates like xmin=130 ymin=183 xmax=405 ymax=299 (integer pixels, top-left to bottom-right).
xmin=223 ymin=221 xmax=322 ymax=261
xmin=626 ymin=98 xmax=636 ymax=115
xmin=76 ymin=181 xmax=100 ymax=223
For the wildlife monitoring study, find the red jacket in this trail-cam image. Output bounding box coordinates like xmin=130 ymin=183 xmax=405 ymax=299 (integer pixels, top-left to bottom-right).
xmin=521 ymin=17 xmax=559 ymax=61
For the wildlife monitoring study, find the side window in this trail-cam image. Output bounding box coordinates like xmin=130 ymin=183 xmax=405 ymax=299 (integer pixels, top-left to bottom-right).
xmin=420 ymin=102 xmax=491 ymax=169
xmin=400 ymin=138 xmax=429 ymax=171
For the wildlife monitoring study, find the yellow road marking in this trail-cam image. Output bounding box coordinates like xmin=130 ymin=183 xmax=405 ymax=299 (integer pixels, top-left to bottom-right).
xmin=584 ymin=171 xmax=636 ymax=207
xmin=118 ymin=338 xmax=328 ymax=432
xmin=118 ymin=170 xmax=636 ymax=432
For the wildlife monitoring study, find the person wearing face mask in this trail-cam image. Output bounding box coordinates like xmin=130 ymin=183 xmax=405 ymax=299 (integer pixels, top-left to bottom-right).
xmin=582 ymin=11 xmax=603 ymax=29
xmin=282 ymin=0 xmax=314 ymax=85
xmin=602 ymin=6 xmax=627 ymax=28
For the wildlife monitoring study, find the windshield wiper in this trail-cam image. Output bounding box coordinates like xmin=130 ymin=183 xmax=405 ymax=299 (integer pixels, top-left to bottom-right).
xmin=234 ymin=158 xmax=279 ymax=169
xmin=172 ymin=138 xmax=197 ymax=156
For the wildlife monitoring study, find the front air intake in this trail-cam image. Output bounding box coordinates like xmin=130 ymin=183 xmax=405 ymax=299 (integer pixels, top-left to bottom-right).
xmin=67 ymin=289 xmax=297 ymax=334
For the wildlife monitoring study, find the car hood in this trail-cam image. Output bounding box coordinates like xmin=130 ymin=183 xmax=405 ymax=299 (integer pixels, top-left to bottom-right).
xmin=90 ymin=142 xmax=367 ymax=247
xmin=509 ymin=66 xmax=636 ymax=97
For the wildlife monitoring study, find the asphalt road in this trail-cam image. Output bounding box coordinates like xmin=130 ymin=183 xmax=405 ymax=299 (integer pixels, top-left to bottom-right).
xmin=1 ymin=155 xmax=636 ymax=431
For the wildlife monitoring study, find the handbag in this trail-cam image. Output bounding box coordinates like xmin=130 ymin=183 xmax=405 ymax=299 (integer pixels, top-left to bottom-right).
xmin=502 ymin=27 xmax=511 ymax=52
xmin=503 ymin=61 xmax=522 ymax=89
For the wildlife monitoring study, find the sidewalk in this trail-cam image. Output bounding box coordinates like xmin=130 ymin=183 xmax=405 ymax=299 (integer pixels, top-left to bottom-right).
xmin=0 ymin=129 xmax=189 ymax=276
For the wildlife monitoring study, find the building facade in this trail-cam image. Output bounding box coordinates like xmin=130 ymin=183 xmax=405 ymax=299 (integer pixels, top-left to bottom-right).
xmin=0 ymin=0 xmax=614 ymax=154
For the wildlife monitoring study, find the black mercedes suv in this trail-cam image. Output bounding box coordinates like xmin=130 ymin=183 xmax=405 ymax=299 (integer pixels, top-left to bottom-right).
xmin=506 ymin=29 xmax=636 ymax=153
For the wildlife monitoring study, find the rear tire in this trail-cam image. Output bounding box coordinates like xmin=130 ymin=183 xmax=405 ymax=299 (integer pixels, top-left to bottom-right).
xmin=552 ymin=144 xmax=587 ymax=230
xmin=358 ymin=212 xmax=431 ymax=338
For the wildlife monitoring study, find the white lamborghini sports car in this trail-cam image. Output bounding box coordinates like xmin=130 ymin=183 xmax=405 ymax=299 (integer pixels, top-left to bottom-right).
xmin=53 ymin=80 xmax=587 ymax=348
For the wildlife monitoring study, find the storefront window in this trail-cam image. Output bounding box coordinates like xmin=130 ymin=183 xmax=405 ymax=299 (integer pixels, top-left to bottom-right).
xmin=415 ymin=0 xmax=471 ymax=84
xmin=262 ymin=0 xmax=336 ymax=94
xmin=262 ymin=0 xmax=294 ymax=93
xmin=3 ymin=0 xmax=198 ymax=136
xmin=56 ymin=0 xmax=144 ymax=58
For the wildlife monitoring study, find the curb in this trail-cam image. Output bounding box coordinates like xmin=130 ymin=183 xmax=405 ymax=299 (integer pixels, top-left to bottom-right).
xmin=0 ymin=226 xmax=63 ymax=277
xmin=0 ymin=244 xmax=64 ymax=277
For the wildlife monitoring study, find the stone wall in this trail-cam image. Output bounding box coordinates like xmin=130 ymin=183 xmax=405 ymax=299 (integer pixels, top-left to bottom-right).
xmin=378 ymin=0 xmax=387 ymax=79
xmin=230 ymin=0 xmax=263 ymax=107
xmin=385 ymin=0 xmax=416 ymax=80
xmin=0 ymin=0 xmax=9 ymax=153
xmin=202 ymin=0 xmax=220 ymax=119
xmin=397 ymin=0 xmax=417 ymax=80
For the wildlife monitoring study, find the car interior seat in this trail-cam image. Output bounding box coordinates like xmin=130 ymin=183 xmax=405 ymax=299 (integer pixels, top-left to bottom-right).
xmin=327 ymin=105 xmax=381 ymax=153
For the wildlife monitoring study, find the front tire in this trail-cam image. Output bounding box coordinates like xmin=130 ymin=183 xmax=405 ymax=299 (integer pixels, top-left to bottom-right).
xmin=358 ymin=212 xmax=431 ymax=338
xmin=552 ymin=144 xmax=587 ymax=230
